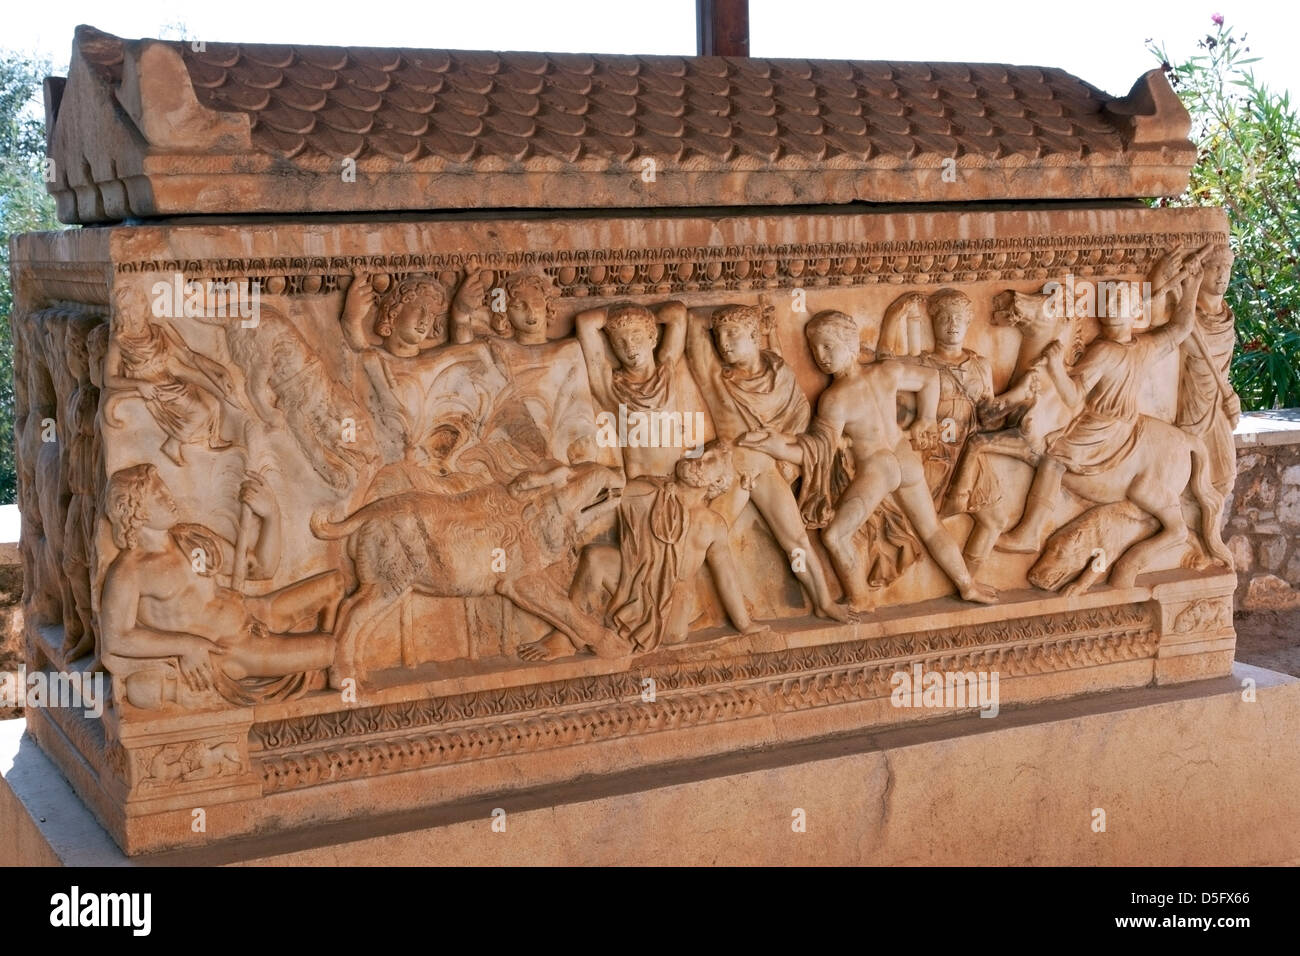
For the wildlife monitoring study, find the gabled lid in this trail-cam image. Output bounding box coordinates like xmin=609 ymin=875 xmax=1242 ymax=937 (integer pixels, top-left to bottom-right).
xmin=46 ymin=25 xmax=1195 ymax=224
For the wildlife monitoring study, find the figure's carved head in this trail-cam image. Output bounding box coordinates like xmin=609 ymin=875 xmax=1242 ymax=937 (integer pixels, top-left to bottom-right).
xmin=106 ymin=464 xmax=178 ymax=549
xmin=676 ymin=440 xmax=735 ymax=499
xmin=499 ymin=270 xmax=556 ymax=342
xmin=991 ymin=289 xmax=1050 ymax=329
xmin=711 ymin=304 xmax=763 ymax=367
xmin=605 ymin=303 xmax=658 ymax=370
xmin=87 ymin=322 xmax=110 ymax=389
xmin=64 ymin=320 xmax=93 ymax=381
xmin=928 ymin=289 xmax=974 ymax=348
xmin=1201 ymin=245 xmax=1233 ymax=298
xmin=375 ymin=275 xmax=448 ymax=350
xmin=111 ymin=285 xmax=150 ymax=334
xmin=1097 ymin=287 xmax=1143 ymax=340
xmin=805 ymin=310 xmax=859 ymax=375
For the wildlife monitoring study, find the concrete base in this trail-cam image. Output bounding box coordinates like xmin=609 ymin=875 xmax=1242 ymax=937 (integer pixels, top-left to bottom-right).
xmin=4 ymin=663 xmax=1298 ymax=866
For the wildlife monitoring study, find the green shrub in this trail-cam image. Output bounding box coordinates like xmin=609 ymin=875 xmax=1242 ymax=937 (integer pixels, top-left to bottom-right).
xmin=1151 ymin=18 xmax=1300 ymax=411
xmin=1 ymin=51 xmax=62 ymax=504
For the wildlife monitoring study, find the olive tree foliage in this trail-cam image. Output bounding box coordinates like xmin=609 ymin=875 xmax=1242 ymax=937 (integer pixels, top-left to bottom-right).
xmin=1151 ymin=18 xmax=1300 ymax=410
xmin=1 ymin=51 xmax=62 ymax=503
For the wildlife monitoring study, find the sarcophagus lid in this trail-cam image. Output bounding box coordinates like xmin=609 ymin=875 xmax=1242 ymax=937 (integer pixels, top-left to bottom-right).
xmin=47 ymin=24 xmax=1195 ymax=223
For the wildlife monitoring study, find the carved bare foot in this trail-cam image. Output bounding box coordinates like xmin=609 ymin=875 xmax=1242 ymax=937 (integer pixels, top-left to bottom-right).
xmin=517 ymin=632 xmax=574 ymax=662
xmin=328 ymin=662 xmax=362 ymax=692
xmin=814 ymin=600 xmax=857 ymax=624
xmin=739 ymin=622 xmax=772 ymax=638
xmin=959 ymin=581 xmax=998 ymax=604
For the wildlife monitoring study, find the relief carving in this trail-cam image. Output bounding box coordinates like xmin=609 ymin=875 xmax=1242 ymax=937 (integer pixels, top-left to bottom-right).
xmin=100 ymin=464 xmax=341 ymax=709
xmin=19 ymin=234 xmax=1241 ymax=714
xmin=741 ymin=308 xmax=995 ymax=611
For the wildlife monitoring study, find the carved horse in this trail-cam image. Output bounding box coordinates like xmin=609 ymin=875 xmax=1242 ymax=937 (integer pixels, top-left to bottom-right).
xmin=942 ymin=289 xmax=1080 ymax=565
xmin=947 ymin=288 xmax=1231 ymax=589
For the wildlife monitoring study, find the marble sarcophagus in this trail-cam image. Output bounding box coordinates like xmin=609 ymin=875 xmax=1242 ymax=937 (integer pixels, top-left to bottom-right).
xmin=10 ymin=26 xmax=1239 ymax=854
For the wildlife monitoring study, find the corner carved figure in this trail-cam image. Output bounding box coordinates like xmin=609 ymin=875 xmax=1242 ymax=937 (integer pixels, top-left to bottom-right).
xmin=104 ymin=294 xmax=240 ymax=466
xmin=742 ymin=310 xmax=997 ymax=611
xmin=18 ymin=320 xmax=65 ymax=628
xmin=59 ymin=317 xmax=105 ymax=661
xmin=100 ymin=464 xmax=343 ymax=710
xmin=1175 ymin=245 xmax=1240 ymax=499
xmin=518 ymin=441 xmax=768 ymax=661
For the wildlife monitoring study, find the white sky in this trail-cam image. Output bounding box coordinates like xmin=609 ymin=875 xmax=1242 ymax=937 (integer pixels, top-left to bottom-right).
xmin=4 ymin=0 xmax=1297 ymax=99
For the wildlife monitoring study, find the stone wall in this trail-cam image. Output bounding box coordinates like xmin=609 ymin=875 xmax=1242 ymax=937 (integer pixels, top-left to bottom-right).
xmin=1226 ymin=411 xmax=1300 ymax=609
xmin=0 ymin=509 xmax=21 ymax=720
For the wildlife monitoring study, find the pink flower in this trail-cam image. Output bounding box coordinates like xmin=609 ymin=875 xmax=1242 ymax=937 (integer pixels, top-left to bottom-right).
xmin=1212 ymin=13 xmax=1225 ymax=25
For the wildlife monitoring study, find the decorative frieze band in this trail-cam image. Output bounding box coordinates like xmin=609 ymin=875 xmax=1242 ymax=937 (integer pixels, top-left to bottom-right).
xmin=252 ymin=604 xmax=1156 ymax=793
xmin=109 ymin=230 xmax=1229 ymax=299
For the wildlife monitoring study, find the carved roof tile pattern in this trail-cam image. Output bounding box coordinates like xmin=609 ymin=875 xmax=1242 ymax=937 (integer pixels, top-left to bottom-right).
xmin=49 ymin=26 xmax=1196 ymax=222
xmin=172 ymin=43 xmax=1131 ymax=165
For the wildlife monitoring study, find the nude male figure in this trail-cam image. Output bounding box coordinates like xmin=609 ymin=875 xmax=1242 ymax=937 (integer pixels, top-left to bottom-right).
xmin=741 ymin=310 xmax=997 ymax=611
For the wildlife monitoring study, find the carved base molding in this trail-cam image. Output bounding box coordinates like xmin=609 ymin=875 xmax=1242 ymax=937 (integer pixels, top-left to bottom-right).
xmin=24 ymin=569 xmax=1235 ymax=855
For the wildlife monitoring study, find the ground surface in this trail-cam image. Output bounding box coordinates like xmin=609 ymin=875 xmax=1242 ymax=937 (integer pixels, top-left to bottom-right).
xmin=1234 ymin=608 xmax=1300 ymax=678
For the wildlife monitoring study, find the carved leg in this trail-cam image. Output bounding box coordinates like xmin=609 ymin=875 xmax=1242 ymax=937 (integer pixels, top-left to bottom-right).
xmin=222 ymin=629 xmax=336 ymax=680
xmin=820 ymin=457 xmax=899 ymax=613
xmin=963 ymin=513 xmax=1002 ymax=569
xmin=749 ymin=469 xmax=852 ymax=622
xmin=1108 ymin=482 xmax=1188 ymax=590
xmin=327 ymin=583 xmax=391 ymax=689
xmin=518 ymin=545 xmax=617 ymax=662
xmin=895 ymin=456 xmax=996 ymax=604
xmin=499 ymin=571 xmax=627 ymax=659
xmin=247 ymin=570 xmax=347 ymax=633
xmin=999 ymin=457 xmax=1064 ymax=554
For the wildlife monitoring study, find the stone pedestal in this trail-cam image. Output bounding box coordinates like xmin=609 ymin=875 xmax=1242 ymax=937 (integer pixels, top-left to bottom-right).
xmin=5 ymin=663 xmax=1297 ymax=866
